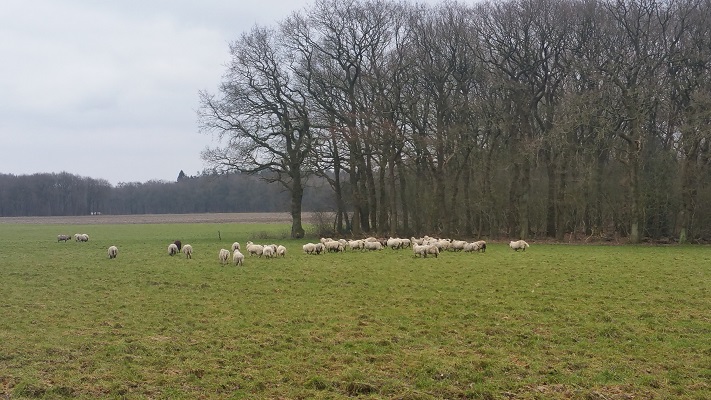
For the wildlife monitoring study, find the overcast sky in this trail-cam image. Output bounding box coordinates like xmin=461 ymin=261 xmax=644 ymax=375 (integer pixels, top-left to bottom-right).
xmin=0 ymin=0 xmax=323 ymax=185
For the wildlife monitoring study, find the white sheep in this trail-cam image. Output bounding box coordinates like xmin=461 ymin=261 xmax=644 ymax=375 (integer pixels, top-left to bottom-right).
xmin=303 ymin=243 xmax=316 ymax=254
xmin=183 ymin=244 xmax=193 ymax=259
xmin=364 ymin=241 xmax=383 ymax=251
xmin=233 ymin=249 xmax=244 ymax=266
xmin=276 ymin=245 xmax=287 ymax=257
xmin=168 ymin=243 xmax=179 ymax=256
xmin=509 ymin=240 xmax=530 ymax=251
xmin=231 ymin=242 xmax=241 ymax=252
xmin=399 ymin=238 xmax=411 ymax=249
xmin=262 ymin=245 xmax=275 ymax=258
xmin=324 ymin=240 xmax=344 ymax=253
xmin=451 ymin=240 xmax=467 ymax=251
xmin=246 ymin=241 xmax=264 ymax=257
xmin=107 ymin=245 xmax=118 ymax=259
xmin=463 ymin=242 xmax=477 ymax=252
xmin=219 ymin=248 xmax=231 ymax=265
xmin=314 ymin=243 xmax=326 ymax=255
xmin=386 ymin=238 xmax=403 ymax=250
xmin=75 ymin=233 xmax=89 ymax=242
xmin=348 ymin=239 xmax=364 ymax=251
xmin=57 ymin=234 xmax=71 ymax=242
xmin=473 ymin=240 xmax=487 ymax=252
xmin=412 ymin=243 xmax=439 ymax=258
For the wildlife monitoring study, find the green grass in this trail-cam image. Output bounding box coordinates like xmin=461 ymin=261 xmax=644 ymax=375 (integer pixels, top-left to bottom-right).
xmin=1 ymin=223 xmax=710 ymax=399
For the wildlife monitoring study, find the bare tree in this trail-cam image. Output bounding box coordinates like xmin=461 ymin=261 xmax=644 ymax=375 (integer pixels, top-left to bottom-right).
xmin=199 ymin=25 xmax=314 ymax=238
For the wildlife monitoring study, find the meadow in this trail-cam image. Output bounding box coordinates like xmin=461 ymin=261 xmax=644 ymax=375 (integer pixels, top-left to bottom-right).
xmin=1 ymin=220 xmax=710 ymax=399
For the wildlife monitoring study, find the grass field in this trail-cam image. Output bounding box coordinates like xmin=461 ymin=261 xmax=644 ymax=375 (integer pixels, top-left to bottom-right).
xmin=1 ymin=220 xmax=710 ymax=399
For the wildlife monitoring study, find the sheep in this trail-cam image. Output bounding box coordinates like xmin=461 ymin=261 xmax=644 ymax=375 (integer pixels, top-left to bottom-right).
xmin=183 ymin=244 xmax=193 ymax=259
xmin=233 ymin=249 xmax=244 ymax=266
xmin=314 ymin=243 xmax=326 ymax=255
xmin=219 ymin=248 xmax=230 ymax=265
xmin=173 ymin=240 xmax=182 ymax=251
xmin=463 ymin=242 xmax=478 ymax=252
xmin=399 ymin=238 xmax=411 ymax=249
xmin=303 ymin=243 xmax=316 ymax=254
xmin=246 ymin=241 xmax=264 ymax=257
xmin=509 ymin=240 xmax=530 ymax=251
xmin=107 ymin=245 xmax=118 ymax=259
xmin=324 ymin=240 xmax=344 ymax=253
xmin=76 ymin=234 xmax=89 ymax=242
xmin=168 ymin=243 xmax=179 ymax=256
xmin=231 ymin=242 xmax=241 ymax=252
xmin=348 ymin=239 xmax=364 ymax=251
xmin=451 ymin=240 xmax=468 ymax=252
xmin=262 ymin=245 xmax=275 ymax=258
xmin=386 ymin=238 xmax=403 ymax=250
xmin=413 ymin=243 xmax=439 ymax=258
xmin=74 ymin=233 xmax=82 ymax=242
xmin=57 ymin=234 xmax=71 ymax=242
xmin=364 ymin=241 xmax=383 ymax=251
xmin=472 ymin=240 xmax=487 ymax=252
xmin=276 ymin=245 xmax=287 ymax=257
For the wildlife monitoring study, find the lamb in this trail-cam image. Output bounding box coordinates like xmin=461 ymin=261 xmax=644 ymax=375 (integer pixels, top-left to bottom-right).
xmin=168 ymin=243 xmax=179 ymax=256
xmin=182 ymin=244 xmax=193 ymax=259
xmin=276 ymin=245 xmax=287 ymax=257
xmin=219 ymin=248 xmax=231 ymax=265
xmin=246 ymin=241 xmax=264 ymax=257
xmin=233 ymin=249 xmax=244 ymax=266
xmin=509 ymin=240 xmax=530 ymax=251
xmin=107 ymin=245 xmax=118 ymax=259
xmin=57 ymin=234 xmax=71 ymax=242
xmin=231 ymin=242 xmax=241 ymax=252
xmin=173 ymin=240 xmax=182 ymax=251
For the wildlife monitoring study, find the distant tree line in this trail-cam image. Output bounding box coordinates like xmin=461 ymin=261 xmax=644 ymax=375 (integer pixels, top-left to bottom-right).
xmin=0 ymin=171 xmax=334 ymax=216
xmin=199 ymin=0 xmax=711 ymax=242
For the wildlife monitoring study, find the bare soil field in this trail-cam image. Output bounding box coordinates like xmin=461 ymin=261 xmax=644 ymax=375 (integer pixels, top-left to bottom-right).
xmin=0 ymin=212 xmax=303 ymax=225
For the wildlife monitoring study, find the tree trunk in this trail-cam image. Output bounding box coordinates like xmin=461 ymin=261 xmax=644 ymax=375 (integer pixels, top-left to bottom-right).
xmin=290 ymin=175 xmax=305 ymax=239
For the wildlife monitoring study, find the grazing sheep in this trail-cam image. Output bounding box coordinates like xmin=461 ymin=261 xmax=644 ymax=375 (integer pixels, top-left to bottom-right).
xmin=509 ymin=240 xmax=530 ymax=251
xmin=233 ymin=249 xmax=244 ymax=266
xmin=107 ymin=245 xmax=118 ymax=259
xmin=219 ymin=248 xmax=230 ymax=265
xmin=364 ymin=241 xmax=383 ymax=251
xmin=76 ymin=234 xmax=89 ymax=242
xmin=173 ymin=240 xmax=182 ymax=251
xmin=324 ymin=240 xmax=344 ymax=253
xmin=276 ymin=245 xmax=287 ymax=257
xmin=183 ymin=244 xmax=193 ymax=259
xmin=399 ymin=238 xmax=411 ymax=249
xmin=246 ymin=241 xmax=264 ymax=257
xmin=451 ymin=240 xmax=468 ymax=251
xmin=57 ymin=234 xmax=71 ymax=242
xmin=303 ymin=243 xmax=316 ymax=254
xmin=314 ymin=243 xmax=326 ymax=255
xmin=472 ymin=240 xmax=487 ymax=252
xmin=413 ymin=244 xmax=439 ymax=258
xmin=348 ymin=240 xmax=364 ymax=251
xmin=231 ymin=242 xmax=241 ymax=252
xmin=168 ymin=243 xmax=179 ymax=256
xmin=386 ymin=238 xmax=403 ymax=250
xmin=463 ymin=242 xmax=477 ymax=252
xmin=262 ymin=245 xmax=275 ymax=258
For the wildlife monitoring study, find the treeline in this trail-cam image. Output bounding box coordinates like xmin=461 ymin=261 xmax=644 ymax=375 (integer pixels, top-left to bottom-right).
xmin=0 ymin=172 xmax=334 ymax=216
xmin=199 ymin=0 xmax=711 ymax=242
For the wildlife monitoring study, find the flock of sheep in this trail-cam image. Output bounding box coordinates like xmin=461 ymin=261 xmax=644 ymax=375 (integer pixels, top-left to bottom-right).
xmin=301 ymin=236 xmax=530 ymax=258
xmin=56 ymin=232 xmax=530 ymax=263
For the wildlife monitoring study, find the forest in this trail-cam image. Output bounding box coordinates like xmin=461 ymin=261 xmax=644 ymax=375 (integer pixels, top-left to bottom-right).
xmin=0 ymin=171 xmax=334 ymax=217
xmin=198 ymin=0 xmax=711 ymax=242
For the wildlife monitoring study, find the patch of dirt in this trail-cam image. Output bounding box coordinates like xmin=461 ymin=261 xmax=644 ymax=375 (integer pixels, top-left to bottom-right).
xmin=0 ymin=212 xmax=304 ymax=225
